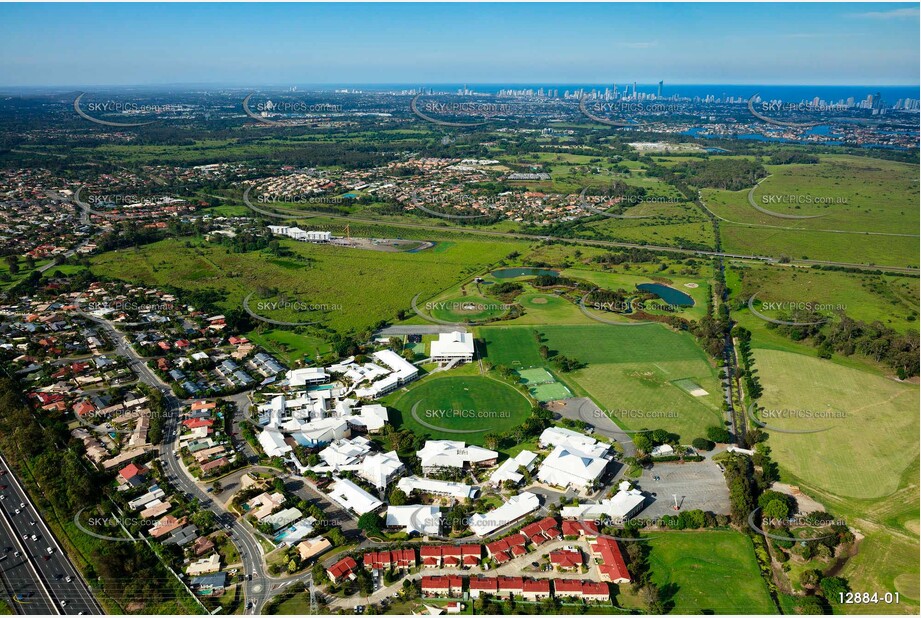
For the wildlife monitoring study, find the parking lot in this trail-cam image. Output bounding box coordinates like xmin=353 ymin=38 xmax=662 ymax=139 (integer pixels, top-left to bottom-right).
xmin=635 ymin=460 xmax=731 ymax=517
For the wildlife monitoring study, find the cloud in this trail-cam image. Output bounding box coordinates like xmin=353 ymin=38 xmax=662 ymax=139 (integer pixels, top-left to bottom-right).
xmin=619 ymin=41 xmax=658 ymax=49
xmin=848 ymin=7 xmax=920 ymax=20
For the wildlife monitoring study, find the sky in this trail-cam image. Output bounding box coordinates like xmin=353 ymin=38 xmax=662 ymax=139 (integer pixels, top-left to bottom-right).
xmin=0 ymin=2 xmax=918 ymax=87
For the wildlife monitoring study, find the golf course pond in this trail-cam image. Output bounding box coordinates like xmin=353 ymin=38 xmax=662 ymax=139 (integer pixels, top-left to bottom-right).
xmin=637 ymin=282 xmax=695 ymax=307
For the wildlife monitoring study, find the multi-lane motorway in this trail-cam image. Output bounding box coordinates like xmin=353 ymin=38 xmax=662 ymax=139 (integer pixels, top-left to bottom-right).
xmin=0 ymin=452 xmax=102 ymax=615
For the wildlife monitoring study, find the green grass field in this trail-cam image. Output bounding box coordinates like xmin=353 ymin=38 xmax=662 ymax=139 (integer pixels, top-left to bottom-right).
xmin=90 ymin=235 xmax=521 ymax=335
xmin=387 ymin=373 xmax=532 ymax=444
xmin=480 ymin=324 xmax=724 ymax=441
xmin=702 ymin=155 xmax=920 ymax=267
xmin=752 ymin=348 xmax=918 ymax=500
xmin=632 ymin=530 xmax=777 ymax=614
xmin=727 ymin=262 xmax=919 ymax=334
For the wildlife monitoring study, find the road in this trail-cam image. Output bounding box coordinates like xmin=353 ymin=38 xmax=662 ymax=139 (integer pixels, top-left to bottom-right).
xmin=78 ymin=304 xmax=323 ymax=614
xmin=0 ymin=452 xmax=102 ymax=615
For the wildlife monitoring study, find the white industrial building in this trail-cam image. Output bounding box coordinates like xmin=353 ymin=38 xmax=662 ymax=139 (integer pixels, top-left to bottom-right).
xmin=267 ymin=226 xmax=332 ymax=243
xmin=537 ymin=444 xmax=611 ymax=491
xmin=429 ymin=331 xmax=476 ymax=363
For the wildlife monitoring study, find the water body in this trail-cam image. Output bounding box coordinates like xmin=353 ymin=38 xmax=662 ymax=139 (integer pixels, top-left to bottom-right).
xmin=492 ymin=267 xmax=559 ymax=278
xmin=637 ymin=283 xmax=695 ymax=307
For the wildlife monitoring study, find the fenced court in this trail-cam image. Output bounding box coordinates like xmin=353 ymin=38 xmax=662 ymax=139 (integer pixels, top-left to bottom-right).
xmin=515 ymin=367 xmax=573 ymax=402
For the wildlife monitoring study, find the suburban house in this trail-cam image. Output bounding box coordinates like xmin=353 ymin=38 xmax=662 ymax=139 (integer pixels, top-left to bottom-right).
xmin=327 ymin=556 xmax=358 ymax=583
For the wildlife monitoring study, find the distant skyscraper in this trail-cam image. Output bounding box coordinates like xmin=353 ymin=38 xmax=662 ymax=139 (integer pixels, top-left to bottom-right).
xmin=658 ymin=81 xmax=663 ymax=98
xmin=633 ymin=82 xmax=637 ymax=97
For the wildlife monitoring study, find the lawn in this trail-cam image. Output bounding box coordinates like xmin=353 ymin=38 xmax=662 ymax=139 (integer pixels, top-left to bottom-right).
xmin=387 ymin=372 xmax=533 ymax=445
xmin=701 ymin=155 xmax=920 ymax=267
xmin=245 ymin=328 xmax=334 ymax=366
xmin=638 ymin=530 xmax=777 ymax=614
xmin=479 ymin=324 xmax=724 ymax=442
xmin=90 ymin=235 xmax=520 ymax=335
xmin=727 ymin=262 xmax=919 ymax=334
xmin=752 ymin=348 xmax=919 ymax=500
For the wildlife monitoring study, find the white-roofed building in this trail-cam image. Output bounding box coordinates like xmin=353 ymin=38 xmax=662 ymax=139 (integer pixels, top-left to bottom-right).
xmin=417 ymin=440 xmax=498 ymax=473
xmin=352 ymin=404 xmax=389 ymax=433
xmin=358 ymin=451 xmax=405 ymax=491
xmin=386 ymin=505 xmax=442 ymax=536
xmin=538 ymin=427 xmax=609 ymax=459
xmin=288 ymin=367 xmax=329 ymax=388
xmin=468 ymin=491 xmax=541 ymax=537
xmin=429 ymin=331 xmax=475 ymax=363
xmin=258 ymin=427 xmax=292 ymax=458
xmin=319 ymin=436 xmax=372 ymax=468
xmin=328 ymin=478 xmax=383 ymax=515
xmin=561 ymin=483 xmax=646 ymax=521
xmin=488 ymin=450 xmax=539 ymax=487
xmin=397 ymin=476 xmax=479 ymax=500
xmin=537 ymin=445 xmax=611 ymax=491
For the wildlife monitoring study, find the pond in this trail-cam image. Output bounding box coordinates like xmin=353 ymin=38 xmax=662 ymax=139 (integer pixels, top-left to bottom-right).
xmin=637 ymin=282 xmax=695 ymax=307
xmin=492 ymin=267 xmax=560 ymax=278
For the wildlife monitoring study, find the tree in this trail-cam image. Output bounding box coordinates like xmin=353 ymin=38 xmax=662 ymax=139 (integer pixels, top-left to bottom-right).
xmin=327 ymin=527 xmax=346 ymax=547
xmin=358 ymin=512 xmax=383 ymax=537
xmin=388 ymin=488 xmax=408 ymax=506
xmin=706 ymin=425 xmax=731 ymax=443
xmin=800 ymin=569 xmax=822 ymax=589
xmin=634 ymin=434 xmax=652 ymax=454
xmin=763 ymin=499 xmax=790 ymax=521
xmin=692 ymin=437 xmax=715 ymax=451
xmin=820 ymin=576 xmax=849 ymax=601
xmin=483 ymin=433 xmax=500 ymax=450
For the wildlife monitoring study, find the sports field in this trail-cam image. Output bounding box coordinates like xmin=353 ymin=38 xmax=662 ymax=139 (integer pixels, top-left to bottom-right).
xmin=640 ymin=531 xmax=777 ymax=614
xmin=480 ymin=324 xmax=724 ymax=441
xmin=387 ymin=373 xmax=532 ymax=445
xmin=516 ymin=367 xmax=573 ymax=401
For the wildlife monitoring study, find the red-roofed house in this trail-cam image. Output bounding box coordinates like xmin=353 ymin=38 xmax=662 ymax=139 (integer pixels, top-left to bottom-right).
xmin=497 ymin=577 xmax=524 ymax=599
xmin=562 ymin=519 xmax=600 ymax=538
xmin=327 ymin=556 xmax=358 ymax=583
xmin=420 ymin=546 xmax=442 ymax=568
xmin=118 ymin=463 xmax=148 ymax=484
xmin=74 ymin=400 xmax=96 ymax=418
xmin=591 ymin=537 xmax=631 ymax=584
xmin=468 ymin=577 xmax=498 ymax=599
xmin=580 ymin=581 xmax=611 ymax=603
xmin=553 ymin=579 xmax=583 ymax=598
xmin=183 ymin=418 xmax=214 ymax=430
xmin=461 ymin=544 xmax=481 ymax=567
xmin=521 ymin=579 xmax=551 ymax=601
xmin=421 ymin=575 xmax=462 ymax=597
xmin=550 ymin=549 xmax=584 ymax=570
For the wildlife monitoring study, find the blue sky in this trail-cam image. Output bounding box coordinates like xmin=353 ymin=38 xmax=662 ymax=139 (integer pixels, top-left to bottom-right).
xmin=0 ymin=3 xmax=918 ymax=87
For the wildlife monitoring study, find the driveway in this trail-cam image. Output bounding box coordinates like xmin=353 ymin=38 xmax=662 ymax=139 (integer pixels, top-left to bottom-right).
xmin=552 ymin=397 xmax=636 ymax=457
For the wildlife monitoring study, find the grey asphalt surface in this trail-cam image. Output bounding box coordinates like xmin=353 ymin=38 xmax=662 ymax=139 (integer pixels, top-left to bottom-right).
xmin=0 ymin=452 xmax=102 ymax=615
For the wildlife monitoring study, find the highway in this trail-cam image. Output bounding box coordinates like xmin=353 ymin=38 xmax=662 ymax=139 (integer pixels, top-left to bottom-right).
xmin=0 ymin=452 xmax=102 ymax=615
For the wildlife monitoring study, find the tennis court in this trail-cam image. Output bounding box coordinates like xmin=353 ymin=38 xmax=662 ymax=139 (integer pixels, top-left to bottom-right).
xmin=517 ymin=367 xmax=555 ymax=385
xmin=516 ymin=367 xmax=573 ymax=402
